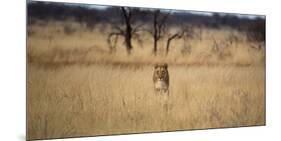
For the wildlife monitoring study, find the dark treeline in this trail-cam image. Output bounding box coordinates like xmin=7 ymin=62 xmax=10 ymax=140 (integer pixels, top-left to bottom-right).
xmin=27 ymin=1 xmax=265 ymax=42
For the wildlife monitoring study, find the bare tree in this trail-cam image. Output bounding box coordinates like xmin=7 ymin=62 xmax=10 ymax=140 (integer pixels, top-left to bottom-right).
xmin=146 ymin=10 xmax=170 ymax=55
xmin=166 ymin=32 xmax=183 ymax=55
xmin=165 ymin=24 xmax=195 ymax=55
xmin=107 ymin=7 xmax=143 ymax=55
xmin=121 ymin=7 xmax=133 ymax=54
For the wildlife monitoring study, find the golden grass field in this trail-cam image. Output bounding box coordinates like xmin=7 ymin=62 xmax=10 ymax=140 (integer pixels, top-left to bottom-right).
xmin=27 ymin=21 xmax=265 ymax=140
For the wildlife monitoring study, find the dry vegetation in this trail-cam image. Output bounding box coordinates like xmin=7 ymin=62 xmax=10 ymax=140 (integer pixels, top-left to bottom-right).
xmin=27 ymin=21 xmax=265 ymax=140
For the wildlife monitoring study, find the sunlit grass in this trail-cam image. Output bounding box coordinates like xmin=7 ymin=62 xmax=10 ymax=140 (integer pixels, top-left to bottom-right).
xmin=27 ymin=21 xmax=265 ymax=140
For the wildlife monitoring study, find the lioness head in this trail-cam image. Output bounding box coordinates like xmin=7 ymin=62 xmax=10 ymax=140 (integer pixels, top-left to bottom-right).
xmin=154 ymin=63 xmax=169 ymax=81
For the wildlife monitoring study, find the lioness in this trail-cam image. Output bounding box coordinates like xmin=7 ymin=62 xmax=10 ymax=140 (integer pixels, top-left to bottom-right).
xmin=153 ymin=63 xmax=169 ymax=94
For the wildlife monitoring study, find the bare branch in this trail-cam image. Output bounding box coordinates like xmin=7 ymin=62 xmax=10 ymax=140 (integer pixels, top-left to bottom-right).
xmin=132 ymin=23 xmax=145 ymax=34
xmin=149 ymin=10 xmax=172 ymax=55
xmin=133 ymin=33 xmax=143 ymax=48
xmin=166 ymin=33 xmax=182 ymax=54
xmin=120 ymin=7 xmax=133 ymax=54
xmin=107 ymin=7 xmax=147 ymax=54
xmin=107 ymin=32 xmax=123 ymax=51
xmin=158 ymin=11 xmax=171 ymax=36
xmin=112 ymin=24 xmax=125 ymax=35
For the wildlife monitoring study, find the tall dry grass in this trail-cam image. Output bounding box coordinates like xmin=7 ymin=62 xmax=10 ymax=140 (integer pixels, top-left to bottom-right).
xmin=27 ymin=21 xmax=265 ymax=140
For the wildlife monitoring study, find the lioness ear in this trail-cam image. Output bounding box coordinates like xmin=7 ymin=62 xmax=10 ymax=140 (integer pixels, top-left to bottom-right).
xmin=164 ymin=63 xmax=168 ymax=69
xmin=154 ymin=64 xmax=159 ymax=69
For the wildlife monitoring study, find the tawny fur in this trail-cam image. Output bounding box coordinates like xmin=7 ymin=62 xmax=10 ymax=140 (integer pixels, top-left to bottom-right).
xmin=153 ymin=63 xmax=169 ymax=94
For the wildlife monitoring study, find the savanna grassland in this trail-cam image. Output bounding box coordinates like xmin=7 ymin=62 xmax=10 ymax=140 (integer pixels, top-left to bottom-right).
xmin=27 ymin=19 xmax=265 ymax=140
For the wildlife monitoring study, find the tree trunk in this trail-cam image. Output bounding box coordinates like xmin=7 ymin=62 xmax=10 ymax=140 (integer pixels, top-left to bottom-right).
xmin=166 ymin=38 xmax=172 ymax=54
xmin=153 ymin=10 xmax=159 ymax=55
xmin=121 ymin=7 xmax=133 ymax=55
xmin=125 ymin=23 xmax=132 ymax=54
xmin=153 ymin=35 xmax=158 ymax=55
